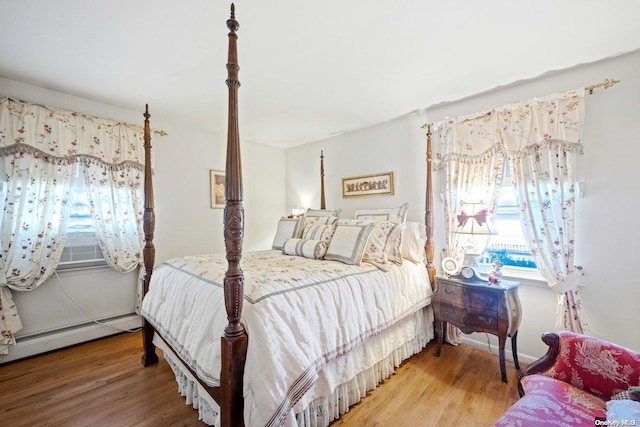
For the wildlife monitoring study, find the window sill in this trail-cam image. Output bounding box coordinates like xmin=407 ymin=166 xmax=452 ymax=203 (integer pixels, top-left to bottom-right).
xmin=55 ymin=261 xmax=110 ymax=274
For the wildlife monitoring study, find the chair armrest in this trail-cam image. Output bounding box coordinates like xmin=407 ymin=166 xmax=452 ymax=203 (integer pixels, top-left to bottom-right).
xmin=517 ymin=332 xmax=561 ymax=396
xmin=519 ymin=331 xmax=640 ymax=400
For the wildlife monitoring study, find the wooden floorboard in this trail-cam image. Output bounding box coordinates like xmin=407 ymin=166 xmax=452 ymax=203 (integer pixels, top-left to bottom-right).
xmin=0 ymin=331 xmax=521 ymax=426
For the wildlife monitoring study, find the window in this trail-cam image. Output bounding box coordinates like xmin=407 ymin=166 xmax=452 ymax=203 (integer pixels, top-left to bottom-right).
xmin=57 ymin=165 xmax=106 ymax=270
xmin=479 ymin=163 xmax=537 ymax=270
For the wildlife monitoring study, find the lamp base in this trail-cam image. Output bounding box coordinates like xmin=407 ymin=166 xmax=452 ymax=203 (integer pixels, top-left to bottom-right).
xmin=463 ymin=254 xmax=480 ymax=269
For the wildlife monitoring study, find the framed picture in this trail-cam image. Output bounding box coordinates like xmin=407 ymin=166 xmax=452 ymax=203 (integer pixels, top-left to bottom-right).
xmin=210 ymin=170 xmax=225 ymax=209
xmin=342 ymin=171 xmax=394 ymax=198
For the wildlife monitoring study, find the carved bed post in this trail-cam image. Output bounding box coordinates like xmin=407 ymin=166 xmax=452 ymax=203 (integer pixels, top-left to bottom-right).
xmin=221 ymin=4 xmax=248 ymax=427
xmin=141 ymin=104 xmax=159 ymax=367
xmin=320 ymin=150 xmax=326 ymax=210
xmin=424 ymin=124 xmax=436 ymax=285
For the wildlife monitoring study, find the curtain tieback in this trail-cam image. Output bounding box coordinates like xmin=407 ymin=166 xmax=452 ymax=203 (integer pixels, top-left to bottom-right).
xmin=550 ymin=269 xmax=583 ymax=295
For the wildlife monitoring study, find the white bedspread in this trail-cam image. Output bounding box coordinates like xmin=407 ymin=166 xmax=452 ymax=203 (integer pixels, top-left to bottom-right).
xmin=141 ymin=250 xmax=432 ymax=427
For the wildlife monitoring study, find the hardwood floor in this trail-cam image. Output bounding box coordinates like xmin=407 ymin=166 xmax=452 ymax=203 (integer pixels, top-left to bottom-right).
xmin=0 ymin=331 xmax=521 ymax=426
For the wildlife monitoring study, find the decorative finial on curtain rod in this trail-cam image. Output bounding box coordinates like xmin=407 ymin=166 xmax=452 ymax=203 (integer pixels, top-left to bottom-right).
xmin=585 ymin=78 xmax=620 ymax=95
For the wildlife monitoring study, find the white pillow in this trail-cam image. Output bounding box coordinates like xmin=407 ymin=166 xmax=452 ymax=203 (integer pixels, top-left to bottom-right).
xmin=401 ymin=221 xmax=427 ymax=263
xmin=353 ymin=202 xmax=409 ymax=224
xmin=282 ymin=238 xmax=328 ymax=259
xmin=305 ymin=208 xmax=342 ymax=218
xmin=606 ymin=399 xmax=640 ymax=423
xmin=325 ymin=222 xmax=375 ymax=265
xmin=300 ymin=215 xmax=337 ymax=231
xmin=302 ymin=223 xmax=336 ymax=242
xmin=272 ymin=217 xmax=303 ymax=250
xmin=337 ymin=219 xmax=403 ymax=270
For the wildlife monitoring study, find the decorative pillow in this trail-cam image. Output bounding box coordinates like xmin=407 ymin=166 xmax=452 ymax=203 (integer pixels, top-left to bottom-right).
xmin=272 ymin=217 xmax=303 ymax=250
xmin=337 ymin=219 xmax=403 ymax=270
xmin=353 ymin=202 xmax=409 ymax=224
xmin=401 ymin=221 xmax=427 ymax=263
xmin=606 ymin=399 xmax=640 ymax=422
xmin=305 ymin=208 xmax=342 ymax=218
xmin=325 ymin=222 xmax=375 ymax=266
xmin=299 ymin=215 xmax=337 ymax=233
xmin=611 ymin=386 xmax=640 ymax=401
xmin=282 ymin=238 xmax=328 ymax=259
xmin=302 ymin=223 xmax=336 ymax=242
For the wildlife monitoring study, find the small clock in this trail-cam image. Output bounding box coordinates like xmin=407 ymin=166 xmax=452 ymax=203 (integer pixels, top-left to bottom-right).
xmin=460 ymin=266 xmax=476 ymax=279
xmin=453 ymin=265 xmax=483 ymax=282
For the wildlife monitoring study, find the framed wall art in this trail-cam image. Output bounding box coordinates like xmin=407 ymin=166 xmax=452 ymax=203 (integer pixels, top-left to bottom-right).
xmin=342 ymin=171 xmax=394 ymax=198
xmin=210 ymin=170 xmax=226 ymax=209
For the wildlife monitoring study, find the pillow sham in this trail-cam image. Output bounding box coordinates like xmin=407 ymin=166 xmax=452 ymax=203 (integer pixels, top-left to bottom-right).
xmin=401 ymin=221 xmax=427 ymax=263
xmin=282 ymin=238 xmax=328 ymax=260
xmin=337 ymin=219 xmax=403 ymax=270
xmin=353 ymin=202 xmax=409 ymax=224
xmin=325 ymin=222 xmax=375 ymax=266
xmin=272 ymin=217 xmax=304 ymax=250
xmin=305 ymin=208 xmax=342 ymax=218
xmin=302 ymin=223 xmax=336 ymax=242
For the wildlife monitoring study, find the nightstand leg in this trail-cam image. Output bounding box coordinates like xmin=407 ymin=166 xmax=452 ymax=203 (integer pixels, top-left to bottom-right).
xmin=499 ymin=335 xmax=507 ymax=383
xmin=435 ymin=320 xmax=444 ymax=357
xmin=511 ymin=330 xmax=520 ymax=370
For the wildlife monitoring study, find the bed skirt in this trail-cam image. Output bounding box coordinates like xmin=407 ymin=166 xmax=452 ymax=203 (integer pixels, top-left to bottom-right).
xmin=154 ymin=305 xmax=434 ymax=426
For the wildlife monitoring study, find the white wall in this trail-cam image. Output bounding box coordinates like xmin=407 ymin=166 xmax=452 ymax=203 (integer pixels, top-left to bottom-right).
xmin=285 ymin=50 xmax=640 ymax=361
xmin=0 ymin=77 xmax=286 ymax=361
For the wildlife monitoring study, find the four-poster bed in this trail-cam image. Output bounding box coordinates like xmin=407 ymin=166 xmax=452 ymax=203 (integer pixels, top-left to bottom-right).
xmin=140 ymin=5 xmax=437 ymax=427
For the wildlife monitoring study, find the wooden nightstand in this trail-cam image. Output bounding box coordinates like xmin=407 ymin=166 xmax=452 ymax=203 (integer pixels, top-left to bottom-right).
xmin=433 ymin=275 xmax=522 ymax=382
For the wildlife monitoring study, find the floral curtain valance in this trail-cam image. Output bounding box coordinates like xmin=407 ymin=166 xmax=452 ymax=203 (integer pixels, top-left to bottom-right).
xmin=434 ymin=89 xmax=585 ymax=167
xmin=0 ymin=97 xmax=145 ymax=166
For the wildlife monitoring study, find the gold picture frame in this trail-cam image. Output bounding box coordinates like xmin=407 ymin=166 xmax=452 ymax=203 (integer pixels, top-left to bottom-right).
xmin=210 ymin=170 xmax=225 ymax=209
xmin=342 ymin=171 xmax=394 ymax=198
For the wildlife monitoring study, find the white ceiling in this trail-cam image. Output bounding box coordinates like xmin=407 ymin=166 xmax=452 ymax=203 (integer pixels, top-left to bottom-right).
xmin=1 ymin=1 xmax=639 ymax=148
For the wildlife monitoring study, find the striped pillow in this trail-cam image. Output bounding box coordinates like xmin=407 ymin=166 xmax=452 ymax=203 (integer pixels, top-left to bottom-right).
xmin=337 ymin=219 xmax=404 ymax=270
xmin=282 ymin=238 xmax=328 ymax=259
xmin=302 ymin=224 xmax=336 ymax=242
xmin=325 ymin=223 xmax=375 ymax=265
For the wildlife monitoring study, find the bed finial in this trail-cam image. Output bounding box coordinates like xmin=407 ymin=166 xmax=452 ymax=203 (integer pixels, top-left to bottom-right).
xmin=227 ymin=3 xmax=238 ymax=33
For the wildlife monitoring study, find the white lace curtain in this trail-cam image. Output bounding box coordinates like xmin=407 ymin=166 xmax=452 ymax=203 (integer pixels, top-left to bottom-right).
xmin=0 ymin=97 xmax=146 ymax=355
xmin=435 ymin=89 xmax=587 ymax=333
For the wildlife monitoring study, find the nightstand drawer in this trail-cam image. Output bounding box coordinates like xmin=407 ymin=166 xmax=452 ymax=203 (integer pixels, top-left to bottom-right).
xmin=464 ymin=308 xmax=498 ymax=330
xmin=467 ymin=290 xmax=498 ymax=311
xmin=437 ymin=281 xmax=463 ymax=304
xmin=437 ymin=282 xmax=499 ymax=311
xmin=438 ymin=303 xmax=464 ymax=324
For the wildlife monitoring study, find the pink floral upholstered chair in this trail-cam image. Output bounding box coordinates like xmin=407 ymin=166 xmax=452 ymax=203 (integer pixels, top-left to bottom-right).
xmin=496 ymin=331 xmax=640 ymax=426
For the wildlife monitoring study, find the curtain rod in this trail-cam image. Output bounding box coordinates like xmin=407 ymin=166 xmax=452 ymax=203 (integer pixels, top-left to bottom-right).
xmin=420 ymin=78 xmax=621 ymax=129
xmin=4 ymin=96 xmax=169 ymax=136
xmin=585 ymin=78 xmax=620 ymax=94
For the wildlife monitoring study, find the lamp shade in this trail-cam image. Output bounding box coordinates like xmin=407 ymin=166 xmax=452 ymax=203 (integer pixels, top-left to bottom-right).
xmin=455 ymin=202 xmax=496 ymax=235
